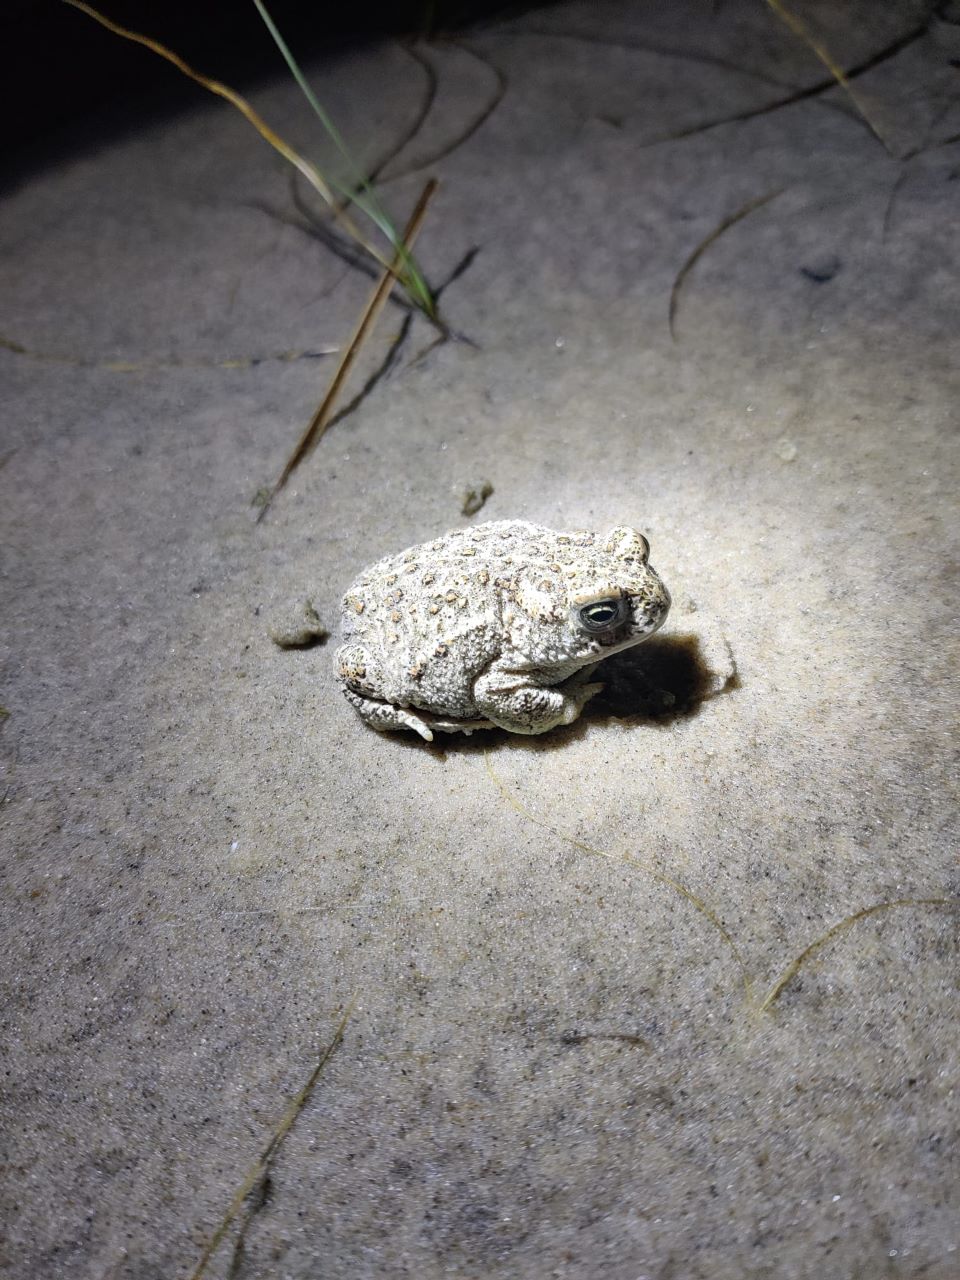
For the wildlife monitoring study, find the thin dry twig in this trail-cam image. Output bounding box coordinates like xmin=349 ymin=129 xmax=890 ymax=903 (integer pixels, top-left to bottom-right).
xmin=638 ymin=20 xmax=930 ymax=149
xmin=300 ymin=242 xmax=481 ymax=440
xmin=503 ymin=24 xmax=811 ymax=96
xmin=255 ymin=179 xmax=438 ymax=523
xmin=882 ymin=95 xmax=960 ymax=235
xmin=320 ymin=311 xmax=415 ymax=433
xmin=189 ymin=1001 xmax=355 ymax=1280
xmin=225 ymin=1171 xmax=271 ymax=1279
xmin=63 ymin=0 xmax=391 ymax=270
xmin=484 ymin=765 xmax=958 ymax=1020
xmin=669 ymin=188 xmax=784 ymax=341
xmin=561 ymin=1031 xmax=651 ymax=1050
xmin=491 ymin=19 xmax=930 ymax=151
xmin=764 ymin=0 xmax=895 ymax=152
xmin=758 ymin=898 xmax=957 ymax=1013
xmin=484 ymin=754 xmax=753 ymax=1001
xmin=0 ymin=333 xmax=337 ymax=372
xmin=881 ymin=166 xmax=911 ymax=241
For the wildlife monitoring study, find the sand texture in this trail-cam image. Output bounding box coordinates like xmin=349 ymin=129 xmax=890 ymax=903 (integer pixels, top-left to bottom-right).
xmin=1 ymin=1 xmax=958 ymax=1276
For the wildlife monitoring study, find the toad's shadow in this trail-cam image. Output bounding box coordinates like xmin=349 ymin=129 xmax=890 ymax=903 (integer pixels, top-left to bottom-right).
xmin=421 ymin=631 xmax=738 ymax=756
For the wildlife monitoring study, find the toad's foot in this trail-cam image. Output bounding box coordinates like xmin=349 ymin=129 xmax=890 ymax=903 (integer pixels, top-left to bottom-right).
xmin=418 ymin=714 xmax=498 ymax=737
xmin=341 ymin=689 xmax=437 ymax=741
xmin=473 ymin=671 xmax=605 ymax=735
xmin=341 ymin=689 xmax=497 ymax=742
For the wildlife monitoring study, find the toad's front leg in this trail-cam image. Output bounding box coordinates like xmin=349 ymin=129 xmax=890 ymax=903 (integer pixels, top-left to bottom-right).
xmin=472 ymin=664 xmax=603 ymax=735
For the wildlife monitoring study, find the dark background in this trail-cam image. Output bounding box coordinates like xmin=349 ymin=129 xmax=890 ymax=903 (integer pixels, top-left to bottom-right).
xmin=3 ymin=0 xmax=536 ymax=176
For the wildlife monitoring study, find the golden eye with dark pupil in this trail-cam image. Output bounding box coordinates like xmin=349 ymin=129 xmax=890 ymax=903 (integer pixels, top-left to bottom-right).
xmin=579 ymin=598 xmax=628 ymax=632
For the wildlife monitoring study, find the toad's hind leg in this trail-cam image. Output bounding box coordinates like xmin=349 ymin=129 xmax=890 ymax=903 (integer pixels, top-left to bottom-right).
xmin=335 ymin=643 xmax=436 ymax=741
xmin=341 ymin=687 xmax=436 ymax=741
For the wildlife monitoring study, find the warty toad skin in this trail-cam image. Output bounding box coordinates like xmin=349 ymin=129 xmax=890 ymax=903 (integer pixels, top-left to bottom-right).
xmin=334 ymin=520 xmax=671 ymax=741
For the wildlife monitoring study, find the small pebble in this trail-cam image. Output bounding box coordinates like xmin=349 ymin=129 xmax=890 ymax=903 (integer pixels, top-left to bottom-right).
xmin=799 ymin=254 xmax=841 ymax=284
xmin=455 ymin=478 xmax=494 ymax=517
xmin=269 ymin=598 xmax=329 ymax=648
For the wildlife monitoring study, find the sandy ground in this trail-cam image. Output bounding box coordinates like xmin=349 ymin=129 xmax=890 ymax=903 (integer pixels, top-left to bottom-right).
xmin=2 ymin=2 xmax=959 ymax=1277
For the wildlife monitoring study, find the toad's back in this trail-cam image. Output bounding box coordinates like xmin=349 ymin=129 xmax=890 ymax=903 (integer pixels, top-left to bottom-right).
xmin=337 ymin=521 xmax=598 ymax=712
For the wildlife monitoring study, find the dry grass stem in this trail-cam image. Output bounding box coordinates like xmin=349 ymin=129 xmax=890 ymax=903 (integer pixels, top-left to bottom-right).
xmin=256 ymin=178 xmax=438 ymax=522
xmin=669 ymin=188 xmax=783 ymax=341
xmin=764 ymin=0 xmax=894 ymax=152
xmin=189 ymin=1001 xmax=355 ymax=1280
xmin=484 ymin=754 xmax=753 ymax=1001
xmin=63 ymin=1 xmax=393 ymax=272
xmin=758 ymin=897 xmax=957 ymax=1012
xmin=485 ymin=760 xmax=958 ymax=1019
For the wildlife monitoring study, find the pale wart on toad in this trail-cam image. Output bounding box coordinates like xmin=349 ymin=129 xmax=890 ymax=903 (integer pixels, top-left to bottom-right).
xmin=335 ymin=520 xmax=671 ymax=741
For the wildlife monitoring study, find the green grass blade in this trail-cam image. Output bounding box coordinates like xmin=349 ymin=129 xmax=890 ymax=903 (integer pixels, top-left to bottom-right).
xmin=251 ymin=0 xmax=366 ymax=189
xmin=250 ymin=0 xmax=435 ymax=315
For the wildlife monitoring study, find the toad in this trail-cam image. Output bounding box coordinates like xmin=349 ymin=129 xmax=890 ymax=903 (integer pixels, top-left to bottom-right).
xmin=334 ymin=520 xmax=670 ymax=741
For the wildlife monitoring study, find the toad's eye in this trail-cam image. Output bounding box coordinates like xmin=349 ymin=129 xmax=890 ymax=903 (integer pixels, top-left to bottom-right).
xmin=578 ymin=598 xmax=629 ymax=632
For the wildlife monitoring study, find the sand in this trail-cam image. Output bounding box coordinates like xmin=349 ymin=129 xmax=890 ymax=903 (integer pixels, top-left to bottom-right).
xmin=1 ymin=1 xmax=958 ymax=1276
